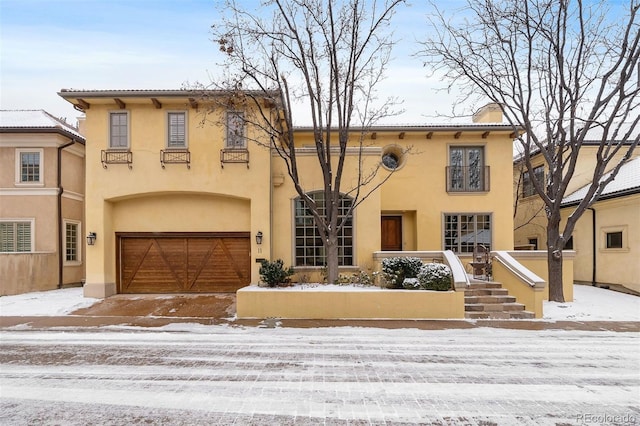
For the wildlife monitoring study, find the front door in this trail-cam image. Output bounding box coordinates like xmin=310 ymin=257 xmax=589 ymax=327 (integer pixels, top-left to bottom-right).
xmin=381 ymin=216 xmax=402 ymax=251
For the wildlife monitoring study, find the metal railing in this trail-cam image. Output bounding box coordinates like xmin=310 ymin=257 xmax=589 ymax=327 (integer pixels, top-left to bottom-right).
xmin=160 ymin=149 xmax=191 ymax=169
xmin=220 ymin=148 xmax=249 ymax=168
xmin=101 ymin=150 xmax=132 ymax=169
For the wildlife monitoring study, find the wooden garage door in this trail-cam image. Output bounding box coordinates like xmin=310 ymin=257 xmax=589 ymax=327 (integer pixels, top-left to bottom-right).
xmin=117 ymin=233 xmax=250 ymax=293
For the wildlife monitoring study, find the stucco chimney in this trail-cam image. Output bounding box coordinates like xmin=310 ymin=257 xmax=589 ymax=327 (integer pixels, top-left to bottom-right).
xmin=472 ymin=103 xmax=503 ymax=123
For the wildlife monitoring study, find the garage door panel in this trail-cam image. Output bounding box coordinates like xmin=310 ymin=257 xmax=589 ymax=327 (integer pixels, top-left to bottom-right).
xmin=118 ymin=234 xmax=250 ymax=293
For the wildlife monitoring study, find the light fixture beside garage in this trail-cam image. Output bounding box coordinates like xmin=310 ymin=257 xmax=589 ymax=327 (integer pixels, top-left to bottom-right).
xmin=256 ymin=231 xmax=263 ymax=245
xmin=86 ymin=232 xmax=97 ymax=246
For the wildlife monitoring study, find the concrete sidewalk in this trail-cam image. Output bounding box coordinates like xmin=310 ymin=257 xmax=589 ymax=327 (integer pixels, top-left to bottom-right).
xmin=1 ymin=293 xmax=638 ymax=332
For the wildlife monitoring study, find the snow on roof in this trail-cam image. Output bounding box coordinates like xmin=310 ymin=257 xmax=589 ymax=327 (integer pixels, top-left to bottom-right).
xmin=0 ymin=109 xmax=84 ymax=140
xmin=561 ymin=156 xmax=640 ymax=206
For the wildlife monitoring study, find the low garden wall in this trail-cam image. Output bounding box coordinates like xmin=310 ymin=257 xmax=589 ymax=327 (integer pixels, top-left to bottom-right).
xmin=236 ymin=285 xmax=465 ymax=319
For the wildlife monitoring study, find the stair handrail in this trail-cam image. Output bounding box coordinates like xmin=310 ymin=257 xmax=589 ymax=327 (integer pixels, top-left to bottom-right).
xmin=491 ymin=251 xmax=545 ymax=288
xmin=442 ymin=250 xmax=470 ymax=291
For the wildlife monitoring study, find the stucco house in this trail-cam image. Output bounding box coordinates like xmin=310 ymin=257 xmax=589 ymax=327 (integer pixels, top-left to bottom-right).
xmin=57 ymin=89 xmax=557 ymax=318
xmin=0 ymin=110 xmax=86 ymax=296
xmin=560 ymin=157 xmax=640 ymax=293
xmin=513 ymin=134 xmax=639 ymax=294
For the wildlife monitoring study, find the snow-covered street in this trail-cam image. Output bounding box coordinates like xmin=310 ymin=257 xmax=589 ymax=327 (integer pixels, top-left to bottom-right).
xmin=1 ymin=326 xmax=639 ymax=425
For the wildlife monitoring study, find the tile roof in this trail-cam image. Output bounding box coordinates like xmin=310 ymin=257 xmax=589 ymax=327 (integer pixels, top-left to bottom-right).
xmin=0 ymin=109 xmax=84 ymax=140
xmin=561 ymin=156 xmax=640 ymax=206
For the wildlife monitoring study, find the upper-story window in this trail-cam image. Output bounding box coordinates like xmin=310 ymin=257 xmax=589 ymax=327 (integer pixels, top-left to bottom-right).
xmin=447 ymin=146 xmax=488 ymax=192
xmin=167 ymin=112 xmax=187 ymax=148
xmin=0 ymin=220 xmax=33 ymax=252
xmin=522 ymin=164 xmax=544 ymax=197
xmin=109 ymin=112 xmax=129 ymax=149
xmin=15 ymin=149 xmax=43 ymax=184
xmin=226 ymin=111 xmax=246 ymax=149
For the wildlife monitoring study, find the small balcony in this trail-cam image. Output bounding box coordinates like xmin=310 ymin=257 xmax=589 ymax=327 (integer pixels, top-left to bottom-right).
xmin=220 ymin=148 xmax=249 ymax=168
xmin=101 ymin=150 xmax=132 ymax=169
xmin=446 ymin=166 xmax=490 ymax=192
xmin=160 ymin=149 xmax=191 ymax=169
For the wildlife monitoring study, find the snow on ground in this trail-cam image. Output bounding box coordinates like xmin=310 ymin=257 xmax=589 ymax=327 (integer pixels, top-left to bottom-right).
xmin=0 ymin=284 xmax=638 ymax=321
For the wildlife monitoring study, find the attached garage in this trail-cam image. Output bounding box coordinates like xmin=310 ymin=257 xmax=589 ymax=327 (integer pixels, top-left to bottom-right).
xmin=116 ymin=233 xmax=251 ymax=293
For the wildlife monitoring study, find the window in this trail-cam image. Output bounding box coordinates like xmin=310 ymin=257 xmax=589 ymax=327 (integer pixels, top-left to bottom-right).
xmin=109 ymin=112 xmax=129 ymax=149
xmin=0 ymin=221 xmax=33 ymax=252
xmin=167 ymin=112 xmax=187 ymax=148
xmin=528 ymin=238 xmax=538 ymax=250
xmin=606 ymin=231 xmax=623 ymax=249
xmin=564 ymin=236 xmax=574 ymax=250
xmin=226 ymin=111 xmax=246 ymax=149
xmin=444 ymin=214 xmax=491 ymax=253
xmin=522 ymin=165 xmax=544 ymax=197
xmin=65 ymin=221 xmax=80 ymax=262
xmin=294 ymin=192 xmax=353 ymax=266
xmin=15 ymin=149 xmax=43 ymax=184
xmin=448 ymin=146 xmax=487 ymax=192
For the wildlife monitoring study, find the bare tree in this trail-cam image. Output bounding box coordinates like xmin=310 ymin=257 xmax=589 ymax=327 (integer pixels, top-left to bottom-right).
xmin=207 ymin=0 xmax=406 ymax=283
xmin=419 ymin=0 xmax=639 ymax=302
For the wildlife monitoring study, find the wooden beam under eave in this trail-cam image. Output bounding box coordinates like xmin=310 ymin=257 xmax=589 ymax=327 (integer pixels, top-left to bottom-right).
xmin=76 ymin=99 xmax=90 ymax=110
xmin=188 ymin=98 xmax=198 ymax=109
xmin=151 ymin=98 xmax=162 ymax=109
xmin=114 ymin=98 xmax=126 ymax=109
xmin=398 ymin=132 xmax=405 ymax=139
xmin=371 ymin=132 xmax=377 ymax=140
xmin=426 ymin=132 xmax=433 ymax=139
xmin=482 ymin=131 xmax=490 ymax=139
xmin=454 ymin=131 xmax=462 ymax=139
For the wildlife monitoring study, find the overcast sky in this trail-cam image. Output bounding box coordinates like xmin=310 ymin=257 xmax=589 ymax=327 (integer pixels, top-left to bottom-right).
xmin=0 ymin=0 xmax=473 ymax=127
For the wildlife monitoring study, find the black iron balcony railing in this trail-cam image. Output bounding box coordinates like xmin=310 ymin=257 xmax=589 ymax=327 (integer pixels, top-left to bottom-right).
xmin=101 ymin=150 xmax=132 ymax=169
xmin=220 ymin=148 xmax=249 ymax=168
xmin=446 ymin=166 xmax=490 ymax=192
xmin=160 ymin=149 xmax=191 ymax=169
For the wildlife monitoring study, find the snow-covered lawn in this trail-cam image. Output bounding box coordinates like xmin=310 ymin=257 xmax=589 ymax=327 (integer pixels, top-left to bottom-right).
xmin=1 ymin=284 xmax=638 ymax=321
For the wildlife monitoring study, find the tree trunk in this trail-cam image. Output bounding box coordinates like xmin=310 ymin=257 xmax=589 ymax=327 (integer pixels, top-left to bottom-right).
xmin=546 ymin=221 xmax=565 ymax=303
xmin=325 ymin=233 xmax=340 ymax=284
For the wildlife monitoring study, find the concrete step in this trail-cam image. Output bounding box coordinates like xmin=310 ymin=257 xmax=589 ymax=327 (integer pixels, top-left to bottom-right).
xmin=465 ymin=295 xmax=517 ymax=304
xmin=467 ymin=282 xmax=503 ymax=289
xmin=464 ymin=288 xmax=509 ymax=296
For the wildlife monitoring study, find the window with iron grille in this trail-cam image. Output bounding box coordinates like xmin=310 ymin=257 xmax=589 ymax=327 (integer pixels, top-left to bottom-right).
xmin=65 ymin=221 xmax=79 ymax=262
xmin=0 ymin=221 xmax=32 ymax=252
xmin=448 ymin=146 xmax=487 ymax=192
xmin=167 ymin=112 xmax=186 ymax=148
xmin=294 ymin=192 xmax=354 ymax=267
xmin=109 ymin=112 xmax=129 ymax=148
xmin=226 ymin=111 xmax=246 ymax=148
xmin=522 ymin=165 xmax=544 ymax=197
xmin=444 ymin=214 xmax=491 ymax=253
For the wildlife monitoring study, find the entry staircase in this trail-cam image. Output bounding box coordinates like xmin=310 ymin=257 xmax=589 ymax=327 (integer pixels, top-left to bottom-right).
xmin=464 ymin=278 xmax=535 ymax=319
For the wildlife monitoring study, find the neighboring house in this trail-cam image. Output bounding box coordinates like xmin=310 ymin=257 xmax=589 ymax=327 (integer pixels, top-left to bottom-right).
xmin=560 ymin=157 xmax=640 ymax=293
xmin=57 ymin=90 xmax=517 ymax=298
xmin=0 ymin=110 xmax=86 ymax=296
xmin=513 ymin=133 xmax=639 ymax=293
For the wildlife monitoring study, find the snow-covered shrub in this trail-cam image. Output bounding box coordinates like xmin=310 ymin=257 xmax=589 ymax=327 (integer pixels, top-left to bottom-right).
xmin=336 ymin=270 xmax=378 ymax=286
xmin=259 ymin=259 xmax=294 ymax=287
xmin=417 ymin=263 xmax=452 ymax=291
xmin=381 ymin=257 xmax=423 ymax=288
xmin=402 ymin=277 xmax=420 ymax=290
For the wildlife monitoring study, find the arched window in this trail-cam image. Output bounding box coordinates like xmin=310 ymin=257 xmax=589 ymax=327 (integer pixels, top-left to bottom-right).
xmin=294 ymin=192 xmax=353 ymax=266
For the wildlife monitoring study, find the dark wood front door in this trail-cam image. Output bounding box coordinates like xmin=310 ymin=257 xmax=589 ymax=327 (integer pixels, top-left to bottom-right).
xmin=381 ymin=216 xmax=402 ymax=251
xmin=117 ymin=233 xmax=250 ymax=293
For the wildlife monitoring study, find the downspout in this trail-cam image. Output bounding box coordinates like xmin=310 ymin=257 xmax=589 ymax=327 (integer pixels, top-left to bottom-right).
xmin=57 ymin=140 xmax=76 ymax=289
xmin=587 ymin=207 xmax=596 ymax=286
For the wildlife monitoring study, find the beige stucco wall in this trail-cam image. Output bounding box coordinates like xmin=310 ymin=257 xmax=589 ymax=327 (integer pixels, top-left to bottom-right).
xmin=561 ymin=195 xmax=640 ymax=292
xmin=0 ymin=133 xmax=85 ymax=295
xmin=81 ymin=100 xmax=272 ymax=296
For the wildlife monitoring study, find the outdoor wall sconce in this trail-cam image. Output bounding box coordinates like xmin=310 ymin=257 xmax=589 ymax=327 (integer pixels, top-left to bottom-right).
xmin=86 ymin=232 xmax=97 ymax=246
xmin=255 ymin=231 xmax=263 ymax=245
